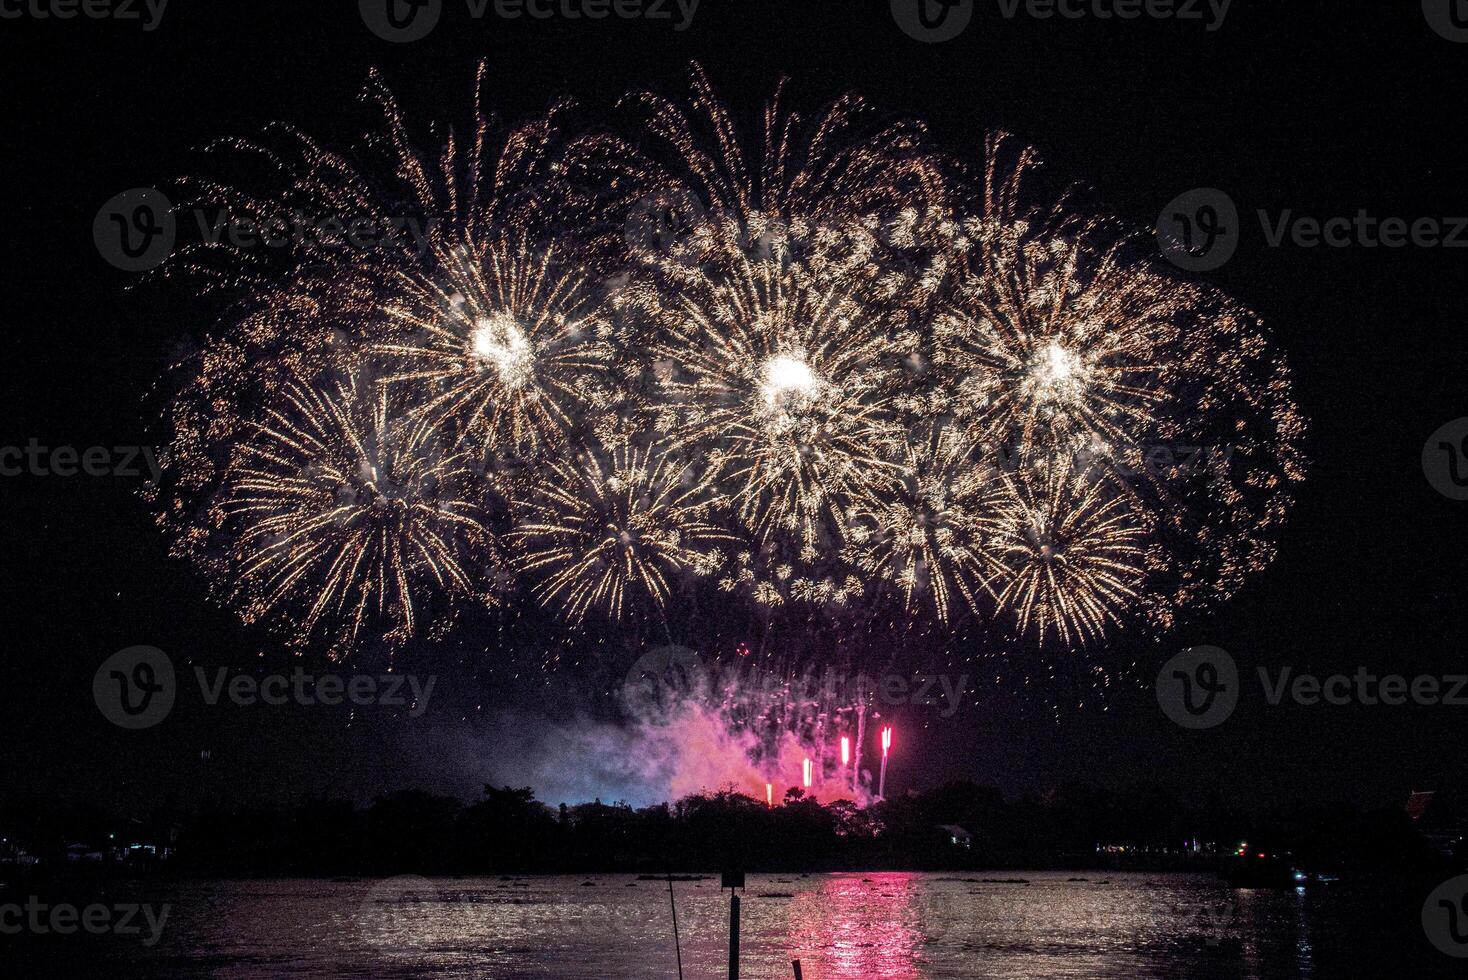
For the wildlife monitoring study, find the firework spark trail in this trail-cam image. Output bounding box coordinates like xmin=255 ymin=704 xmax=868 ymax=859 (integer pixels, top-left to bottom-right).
xmin=214 ymin=374 xmax=500 ymax=656
xmin=923 ymin=132 xmax=1306 ymax=639
xmin=510 ymin=440 xmax=734 ymax=625
xmin=619 ymin=64 xmax=953 ymax=270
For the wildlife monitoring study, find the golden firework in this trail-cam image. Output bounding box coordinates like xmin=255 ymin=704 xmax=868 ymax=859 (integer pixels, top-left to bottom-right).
xmin=510 ymin=440 xmax=733 ymax=624
xmin=371 ymin=235 xmax=616 ymax=455
xmin=846 ymin=426 xmax=1006 ymax=623
xmin=214 ymin=374 xmax=500 ymax=656
xmin=645 ymin=242 xmax=908 ymax=555
xmin=990 ymin=459 xmax=1147 ymax=646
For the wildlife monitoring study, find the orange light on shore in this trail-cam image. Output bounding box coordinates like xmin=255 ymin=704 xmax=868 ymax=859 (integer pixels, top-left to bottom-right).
xmin=802 ymin=757 xmax=812 ymax=789
xmin=840 ymin=736 xmax=850 ymax=766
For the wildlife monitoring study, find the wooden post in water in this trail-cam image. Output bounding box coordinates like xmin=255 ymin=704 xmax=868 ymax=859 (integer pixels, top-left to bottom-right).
xmin=792 ymin=959 xmax=804 ymax=979
xmin=728 ymin=893 xmax=741 ymax=979
xmin=667 ymin=873 xmax=683 ymax=980
xmin=722 ymin=868 xmax=744 ymax=980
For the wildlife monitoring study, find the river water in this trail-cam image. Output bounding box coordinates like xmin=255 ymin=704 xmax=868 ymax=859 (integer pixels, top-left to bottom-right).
xmin=5 ymin=871 xmax=1458 ymax=978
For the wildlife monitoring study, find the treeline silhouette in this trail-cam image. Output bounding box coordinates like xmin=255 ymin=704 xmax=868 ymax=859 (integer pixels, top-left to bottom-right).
xmin=4 ymin=781 xmax=1452 ymax=879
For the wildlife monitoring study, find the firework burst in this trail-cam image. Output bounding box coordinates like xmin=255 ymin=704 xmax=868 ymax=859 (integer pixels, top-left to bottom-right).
xmin=213 ymin=374 xmax=500 ymax=656
xmin=148 ymin=70 xmax=1305 ymax=659
xmin=150 ymin=62 xmax=614 ymax=537
xmin=643 ymin=242 xmax=908 ymax=557
xmin=927 ymin=134 xmax=1306 ymax=637
xmin=510 ymin=440 xmax=733 ymax=625
xmin=370 ymin=234 xmax=617 ymax=455
xmin=988 ymin=459 xmax=1147 ymax=646
xmin=845 ymin=426 xmax=1006 ymax=623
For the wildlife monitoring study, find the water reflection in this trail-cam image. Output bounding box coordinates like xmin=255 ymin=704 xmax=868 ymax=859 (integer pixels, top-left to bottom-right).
xmin=786 ymin=872 xmax=923 ymax=979
xmin=66 ymin=872 xmax=1466 ymax=979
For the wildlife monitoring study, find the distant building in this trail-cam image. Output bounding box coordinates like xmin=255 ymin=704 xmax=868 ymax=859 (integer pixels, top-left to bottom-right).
xmin=65 ymin=843 xmax=104 ymax=863
xmin=937 ymin=824 xmax=973 ymax=849
xmin=1406 ymin=790 xmax=1466 ymax=859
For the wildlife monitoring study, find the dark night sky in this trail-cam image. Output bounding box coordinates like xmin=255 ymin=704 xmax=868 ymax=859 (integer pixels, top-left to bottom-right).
xmin=3 ymin=1 xmax=1467 ymax=817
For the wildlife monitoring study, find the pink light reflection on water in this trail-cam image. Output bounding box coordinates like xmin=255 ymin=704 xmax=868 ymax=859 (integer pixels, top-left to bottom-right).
xmin=784 ymin=872 xmax=924 ymax=979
